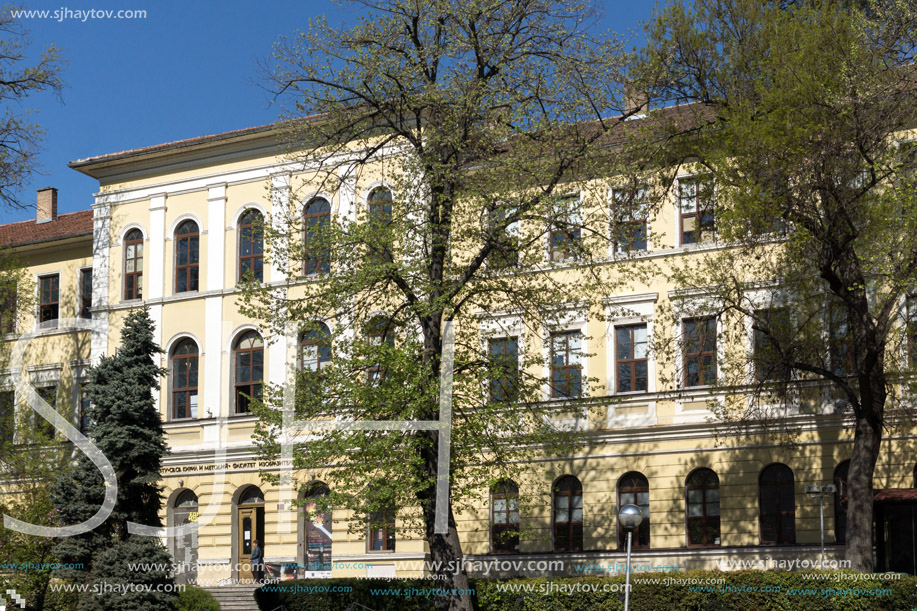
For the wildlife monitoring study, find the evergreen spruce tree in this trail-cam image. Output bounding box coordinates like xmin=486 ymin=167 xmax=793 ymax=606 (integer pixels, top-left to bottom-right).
xmin=51 ymin=309 xmax=176 ymax=610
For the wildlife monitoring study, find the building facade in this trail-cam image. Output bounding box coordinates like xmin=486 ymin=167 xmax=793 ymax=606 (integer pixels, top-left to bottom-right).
xmin=2 ymin=122 xmax=916 ymax=586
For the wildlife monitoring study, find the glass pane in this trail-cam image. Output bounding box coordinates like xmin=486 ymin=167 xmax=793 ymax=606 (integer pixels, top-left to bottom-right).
xmin=617 ymin=366 xmax=631 ymax=392
xmin=509 ymin=511 xmax=519 ymax=524
xmin=708 ymin=503 xmax=720 ymax=517
xmin=555 ymin=509 xmax=568 ymax=523
xmin=494 ymin=513 xmax=506 ymax=525
xmin=688 ymin=503 xmax=703 ymax=517
xmin=706 ymin=488 xmax=720 ymax=502
xmin=571 ymin=508 xmax=582 ymax=521
xmin=636 ymin=491 xmax=649 ymax=506
xmin=634 ymin=340 xmax=648 ymax=360
xmin=494 ymin=499 xmax=506 ymax=512
xmin=620 ymin=492 xmax=634 ymax=505
xmin=687 ymin=489 xmax=703 ymax=503
xmin=571 ymin=495 xmax=582 ymax=509
xmin=617 ymin=340 xmax=630 ymax=361
xmin=555 ymin=496 xmax=568 ymax=510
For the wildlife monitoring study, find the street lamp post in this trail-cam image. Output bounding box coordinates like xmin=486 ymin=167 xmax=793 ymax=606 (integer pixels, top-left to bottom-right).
xmin=805 ymin=483 xmax=837 ymax=568
xmin=618 ymin=504 xmax=644 ymax=611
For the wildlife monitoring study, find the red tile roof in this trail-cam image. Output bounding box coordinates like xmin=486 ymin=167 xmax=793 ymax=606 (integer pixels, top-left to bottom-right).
xmin=0 ymin=210 xmax=93 ymax=248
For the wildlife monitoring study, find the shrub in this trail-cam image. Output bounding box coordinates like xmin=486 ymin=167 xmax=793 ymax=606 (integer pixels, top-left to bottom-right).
xmin=176 ymin=585 xmax=220 ymax=611
xmin=255 ymin=570 xmax=917 ymax=611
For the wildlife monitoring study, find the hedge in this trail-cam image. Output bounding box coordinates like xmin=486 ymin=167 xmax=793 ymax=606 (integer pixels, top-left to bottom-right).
xmin=254 ymin=570 xmax=917 ymax=611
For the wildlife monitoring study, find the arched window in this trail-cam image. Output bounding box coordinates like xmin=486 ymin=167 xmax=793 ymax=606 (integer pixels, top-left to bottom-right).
xmin=304 ymin=198 xmax=331 ymax=275
xmin=553 ymin=475 xmax=583 ymax=552
xmin=491 ymin=480 xmax=520 ymax=553
xmin=238 ymin=209 xmax=264 ymax=282
xmin=174 ymin=220 xmax=200 ymax=293
xmin=834 ymin=460 xmax=850 ymax=544
xmin=686 ymin=468 xmax=720 ymax=547
xmin=367 ymin=187 xmax=393 ymax=264
xmin=759 ymin=464 xmax=795 ymax=545
xmin=365 ymin=316 xmax=395 ymax=382
xmin=233 ymin=331 xmax=264 ymax=415
xmin=300 ymin=323 xmax=332 ymax=372
xmin=171 ymin=339 xmax=199 ymax=420
xmin=302 ymin=483 xmax=332 ymax=572
xmin=618 ymin=472 xmax=650 ymax=549
xmin=123 ymin=229 xmax=144 ymax=300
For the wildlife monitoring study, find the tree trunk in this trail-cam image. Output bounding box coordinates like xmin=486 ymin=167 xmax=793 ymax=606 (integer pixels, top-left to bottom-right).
xmin=844 ymin=412 xmax=882 ymax=571
xmin=428 ymin=509 xmax=474 ymax=611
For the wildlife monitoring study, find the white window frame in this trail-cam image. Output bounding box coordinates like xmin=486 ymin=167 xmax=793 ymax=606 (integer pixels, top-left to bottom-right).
xmin=669 ymin=290 xmax=724 ymax=423
xmin=546 ymin=192 xmax=583 ymax=264
xmin=609 ymin=185 xmax=651 ymax=256
xmin=603 ymin=293 xmax=658 ymax=428
xmin=541 ymin=304 xmax=589 ymax=411
xmin=675 ymin=174 xmax=716 ymax=248
xmin=742 ymin=287 xmax=801 ymax=417
xmin=479 ymin=312 xmax=524 ymax=404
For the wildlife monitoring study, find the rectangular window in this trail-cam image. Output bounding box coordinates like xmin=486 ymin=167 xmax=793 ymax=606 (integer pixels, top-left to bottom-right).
xmin=683 ymin=317 xmax=716 ymax=387
xmin=0 ymin=285 xmax=16 ymax=334
xmin=753 ymin=308 xmax=790 ymax=381
xmin=34 ymin=385 xmax=57 ymax=440
xmin=0 ymin=390 xmax=13 ymax=444
xmin=612 ymin=187 xmax=648 ymax=252
xmin=549 ymin=195 xmax=581 ymax=262
xmin=38 ymin=274 xmax=59 ymax=328
xmin=488 ymin=337 xmax=519 ymax=402
xmin=551 ymin=331 xmax=582 ymax=398
xmin=678 ymin=178 xmax=715 ymax=245
xmin=368 ymin=511 xmax=395 ymax=552
xmin=616 ymin=324 xmax=648 ymax=393
xmin=79 ymin=268 xmax=93 ymax=319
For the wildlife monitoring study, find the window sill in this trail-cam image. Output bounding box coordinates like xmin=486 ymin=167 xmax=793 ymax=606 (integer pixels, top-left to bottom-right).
xmin=366 ymin=549 xmax=396 ymax=554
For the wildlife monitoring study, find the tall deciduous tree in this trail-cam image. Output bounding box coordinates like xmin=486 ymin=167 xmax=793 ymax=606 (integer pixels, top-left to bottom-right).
xmin=631 ymin=0 xmax=917 ymax=570
xmin=0 ymin=7 xmax=64 ymax=210
xmin=51 ymin=309 xmax=176 ymax=610
xmin=245 ymin=1 xmax=634 ymax=608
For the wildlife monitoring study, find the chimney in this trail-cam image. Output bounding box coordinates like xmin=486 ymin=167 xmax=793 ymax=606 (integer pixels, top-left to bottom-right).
xmin=624 ymin=85 xmax=648 ymax=119
xmin=37 ymin=187 xmax=58 ymax=223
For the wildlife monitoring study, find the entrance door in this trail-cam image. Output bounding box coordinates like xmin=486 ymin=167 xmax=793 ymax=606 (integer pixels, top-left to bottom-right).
xmin=236 ymin=486 xmax=266 ymax=582
xmin=238 ymin=507 xmax=258 ymax=574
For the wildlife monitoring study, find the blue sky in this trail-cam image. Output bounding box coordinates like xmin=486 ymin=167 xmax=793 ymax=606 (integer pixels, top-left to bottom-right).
xmin=1 ymin=0 xmax=657 ymax=223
